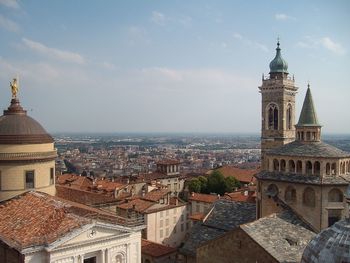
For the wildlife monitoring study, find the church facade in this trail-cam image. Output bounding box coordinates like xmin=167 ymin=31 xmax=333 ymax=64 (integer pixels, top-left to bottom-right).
xmin=256 ymin=42 xmax=350 ymax=232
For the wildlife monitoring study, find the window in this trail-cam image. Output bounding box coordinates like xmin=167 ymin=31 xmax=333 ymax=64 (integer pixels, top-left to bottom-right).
xmin=280 ymin=159 xmax=286 ymax=172
xmin=273 ymin=159 xmax=279 ymax=172
xmin=50 ymin=168 xmax=54 ymax=185
xmin=267 ymin=104 xmax=279 ymax=130
xmin=328 ymin=188 xmax=343 ymax=202
xmin=314 ymin=162 xmax=320 ymax=176
xmin=181 ymin=215 xmax=184 ymax=221
xmin=296 ymin=161 xmax=302 ymax=173
xmin=173 ymin=225 xmax=177 ymax=234
xmin=160 ymin=220 xmax=163 ymax=227
xmin=166 ymin=219 xmax=169 ymax=226
xmin=173 ymin=216 xmax=177 ymax=224
xmin=288 ymin=160 xmax=295 ymax=173
xmin=306 ymin=161 xmax=313 ymax=175
xmin=328 ymin=210 xmax=342 ymax=227
xmin=285 ymin=186 xmax=296 ymax=203
xmin=160 ymin=211 xmax=163 ymax=218
xmin=303 ymin=187 xmax=316 ymax=207
xmin=25 ymin=170 xmax=35 ymax=189
xmin=181 ymin=223 xmax=184 ymax=232
xmin=160 ymin=229 xmax=163 ymax=238
xmin=286 ymin=105 xmax=292 ymax=130
xmin=84 ymin=257 xmax=97 ymax=263
xmin=166 ymin=228 xmax=169 ymax=236
xmin=166 ymin=210 xmax=169 ymax=216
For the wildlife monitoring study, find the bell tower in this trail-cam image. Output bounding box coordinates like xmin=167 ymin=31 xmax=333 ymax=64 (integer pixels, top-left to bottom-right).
xmin=259 ymin=41 xmax=298 ymax=170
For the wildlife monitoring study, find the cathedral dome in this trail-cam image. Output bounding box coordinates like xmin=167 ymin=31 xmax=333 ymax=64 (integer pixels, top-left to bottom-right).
xmin=269 ymin=41 xmax=288 ymax=74
xmin=0 ymin=98 xmax=53 ymax=144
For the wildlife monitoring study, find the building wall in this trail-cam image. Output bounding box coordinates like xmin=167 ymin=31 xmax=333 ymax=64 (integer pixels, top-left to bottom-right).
xmin=0 ymin=160 xmax=56 ymax=201
xmin=258 ymin=180 xmax=348 ymax=231
xmin=159 ymin=177 xmax=184 ymax=194
xmin=197 ymin=228 xmax=278 ymax=263
xmin=190 ymin=200 xmax=212 ymax=215
xmin=0 ymin=143 xmax=54 ymax=153
xmin=145 ymin=205 xmax=189 ymax=247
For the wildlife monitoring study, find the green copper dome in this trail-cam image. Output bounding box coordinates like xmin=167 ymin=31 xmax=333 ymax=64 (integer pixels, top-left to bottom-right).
xmin=269 ymin=41 xmax=288 ymax=74
xmin=297 ymin=85 xmax=321 ymax=127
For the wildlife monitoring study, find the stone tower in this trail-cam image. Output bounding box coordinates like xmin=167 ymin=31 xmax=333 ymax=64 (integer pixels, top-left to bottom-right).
xmin=259 ymin=41 xmax=298 ymax=170
xmin=0 ymin=82 xmax=57 ymax=201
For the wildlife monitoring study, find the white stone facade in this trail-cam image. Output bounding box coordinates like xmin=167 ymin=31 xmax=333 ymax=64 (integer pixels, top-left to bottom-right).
xmin=23 ymin=223 xmax=142 ymax=263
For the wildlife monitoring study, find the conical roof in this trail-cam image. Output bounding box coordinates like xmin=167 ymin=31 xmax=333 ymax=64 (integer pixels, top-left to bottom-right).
xmin=269 ymin=41 xmax=288 ymax=74
xmin=297 ymin=86 xmax=321 ymax=127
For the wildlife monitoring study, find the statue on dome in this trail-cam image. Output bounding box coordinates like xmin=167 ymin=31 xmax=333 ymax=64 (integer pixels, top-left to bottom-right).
xmin=10 ymin=78 xmax=18 ymax=98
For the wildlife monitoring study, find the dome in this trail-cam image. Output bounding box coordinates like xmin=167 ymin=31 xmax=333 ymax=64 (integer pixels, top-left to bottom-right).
xmin=0 ymin=98 xmax=53 ymax=144
xmin=269 ymin=41 xmax=288 ymax=74
xmin=301 ymin=219 xmax=350 ymax=263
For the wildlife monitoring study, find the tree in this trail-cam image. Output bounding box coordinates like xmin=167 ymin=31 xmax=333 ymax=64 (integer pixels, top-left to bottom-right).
xmin=207 ymin=170 xmax=226 ymax=195
xmin=224 ymin=176 xmax=241 ymax=193
xmin=198 ymin=176 xmax=208 ymax=194
xmin=188 ymin=178 xmax=201 ymax=193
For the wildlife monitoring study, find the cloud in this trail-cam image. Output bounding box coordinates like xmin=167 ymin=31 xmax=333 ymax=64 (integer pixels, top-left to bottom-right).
xmin=320 ymin=37 xmax=346 ymax=55
xmin=0 ymin=14 xmax=19 ymax=32
xmin=22 ymin=38 xmax=86 ymax=64
xmin=297 ymin=36 xmax=346 ymax=55
xmin=0 ymin=0 xmax=19 ymax=9
xmin=151 ymin=11 xmax=166 ymax=25
xmin=151 ymin=11 xmax=192 ymax=27
xmin=275 ymin=13 xmax=295 ymax=21
xmin=233 ymin=33 xmax=268 ymax=52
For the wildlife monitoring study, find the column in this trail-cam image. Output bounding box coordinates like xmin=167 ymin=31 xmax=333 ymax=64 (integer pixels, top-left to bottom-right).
xmin=101 ymin=249 xmax=106 ymax=263
xmin=80 ymin=254 xmax=84 ymax=263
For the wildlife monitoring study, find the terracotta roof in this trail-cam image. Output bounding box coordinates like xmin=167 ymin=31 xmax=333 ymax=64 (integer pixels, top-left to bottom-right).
xmin=224 ymin=190 xmax=256 ymax=203
xmin=189 ymin=193 xmax=219 ymax=203
xmin=189 ymin=213 xmax=206 ymax=221
xmin=143 ymin=189 xmax=170 ymax=202
xmin=0 ymin=191 xmax=90 ymax=251
xmin=141 ymin=239 xmax=177 ymax=258
xmin=117 ymin=198 xmax=155 ymax=213
xmin=216 ymin=166 xmax=258 ymax=183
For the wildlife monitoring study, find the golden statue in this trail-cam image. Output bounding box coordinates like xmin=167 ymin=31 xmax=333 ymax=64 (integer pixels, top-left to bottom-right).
xmin=10 ymin=78 xmax=18 ymax=98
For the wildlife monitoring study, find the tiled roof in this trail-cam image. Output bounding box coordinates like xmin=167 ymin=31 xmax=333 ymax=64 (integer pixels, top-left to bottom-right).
xmin=216 ymin=166 xmax=258 ymax=183
xmin=143 ymin=189 xmax=170 ymax=202
xmin=189 ymin=213 xmax=205 ymax=221
xmin=224 ymin=190 xmax=256 ymax=203
xmin=180 ymin=200 xmax=256 ymax=256
xmin=204 ymin=200 xmax=256 ymax=231
xmin=189 ymin=193 xmax=219 ymax=203
xmin=267 ymin=141 xmax=350 ymax=158
xmin=256 ymin=171 xmax=350 ymax=185
xmin=301 ymin=219 xmax=350 ymax=263
xmin=241 ymin=211 xmax=315 ymax=263
xmin=0 ymin=191 xmax=90 ymax=251
xmin=141 ymin=239 xmax=177 ymax=258
xmin=117 ymin=198 xmax=155 ymax=213
xmin=297 ymin=87 xmax=320 ymax=126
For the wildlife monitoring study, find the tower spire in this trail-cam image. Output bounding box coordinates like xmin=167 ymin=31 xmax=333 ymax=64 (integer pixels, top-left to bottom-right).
xmin=297 ymin=84 xmax=320 ymax=126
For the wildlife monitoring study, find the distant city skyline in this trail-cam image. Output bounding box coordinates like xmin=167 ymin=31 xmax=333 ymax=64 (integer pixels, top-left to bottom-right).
xmin=0 ymin=0 xmax=349 ymax=134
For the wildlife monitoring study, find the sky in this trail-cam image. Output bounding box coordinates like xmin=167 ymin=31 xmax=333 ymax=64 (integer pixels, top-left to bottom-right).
xmin=0 ymin=0 xmax=349 ymax=134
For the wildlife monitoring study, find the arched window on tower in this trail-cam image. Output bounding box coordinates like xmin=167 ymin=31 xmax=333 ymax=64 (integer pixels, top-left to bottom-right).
xmin=285 ymin=185 xmax=297 ymax=203
xmin=267 ymin=104 xmax=279 ymax=130
xmin=328 ymin=188 xmax=343 ymax=202
xmin=286 ymin=105 xmax=292 ymax=130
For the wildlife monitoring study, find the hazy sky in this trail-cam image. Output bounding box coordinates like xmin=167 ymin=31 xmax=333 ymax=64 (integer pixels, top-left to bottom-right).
xmin=0 ymin=0 xmax=349 ymax=134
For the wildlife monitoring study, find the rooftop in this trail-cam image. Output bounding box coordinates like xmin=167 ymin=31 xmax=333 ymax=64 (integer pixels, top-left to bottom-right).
xmin=0 ymin=191 xmax=133 ymax=251
xmin=215 ymin=166 xmax=258 ymax=183
xmin=256 ymin=171 xmax=350 ymax=185
xmin=241 ymin=210 xmax=315 ymax=263
xmin=267 ymin=140 xmax=350 ymax=158
xmin=189 ymin=193 xmax=220 ymax=203
xmin=180 ymin=199 xmax=256 ymax=256
xmin=141 ymin=239 xmax=177 ymax=258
